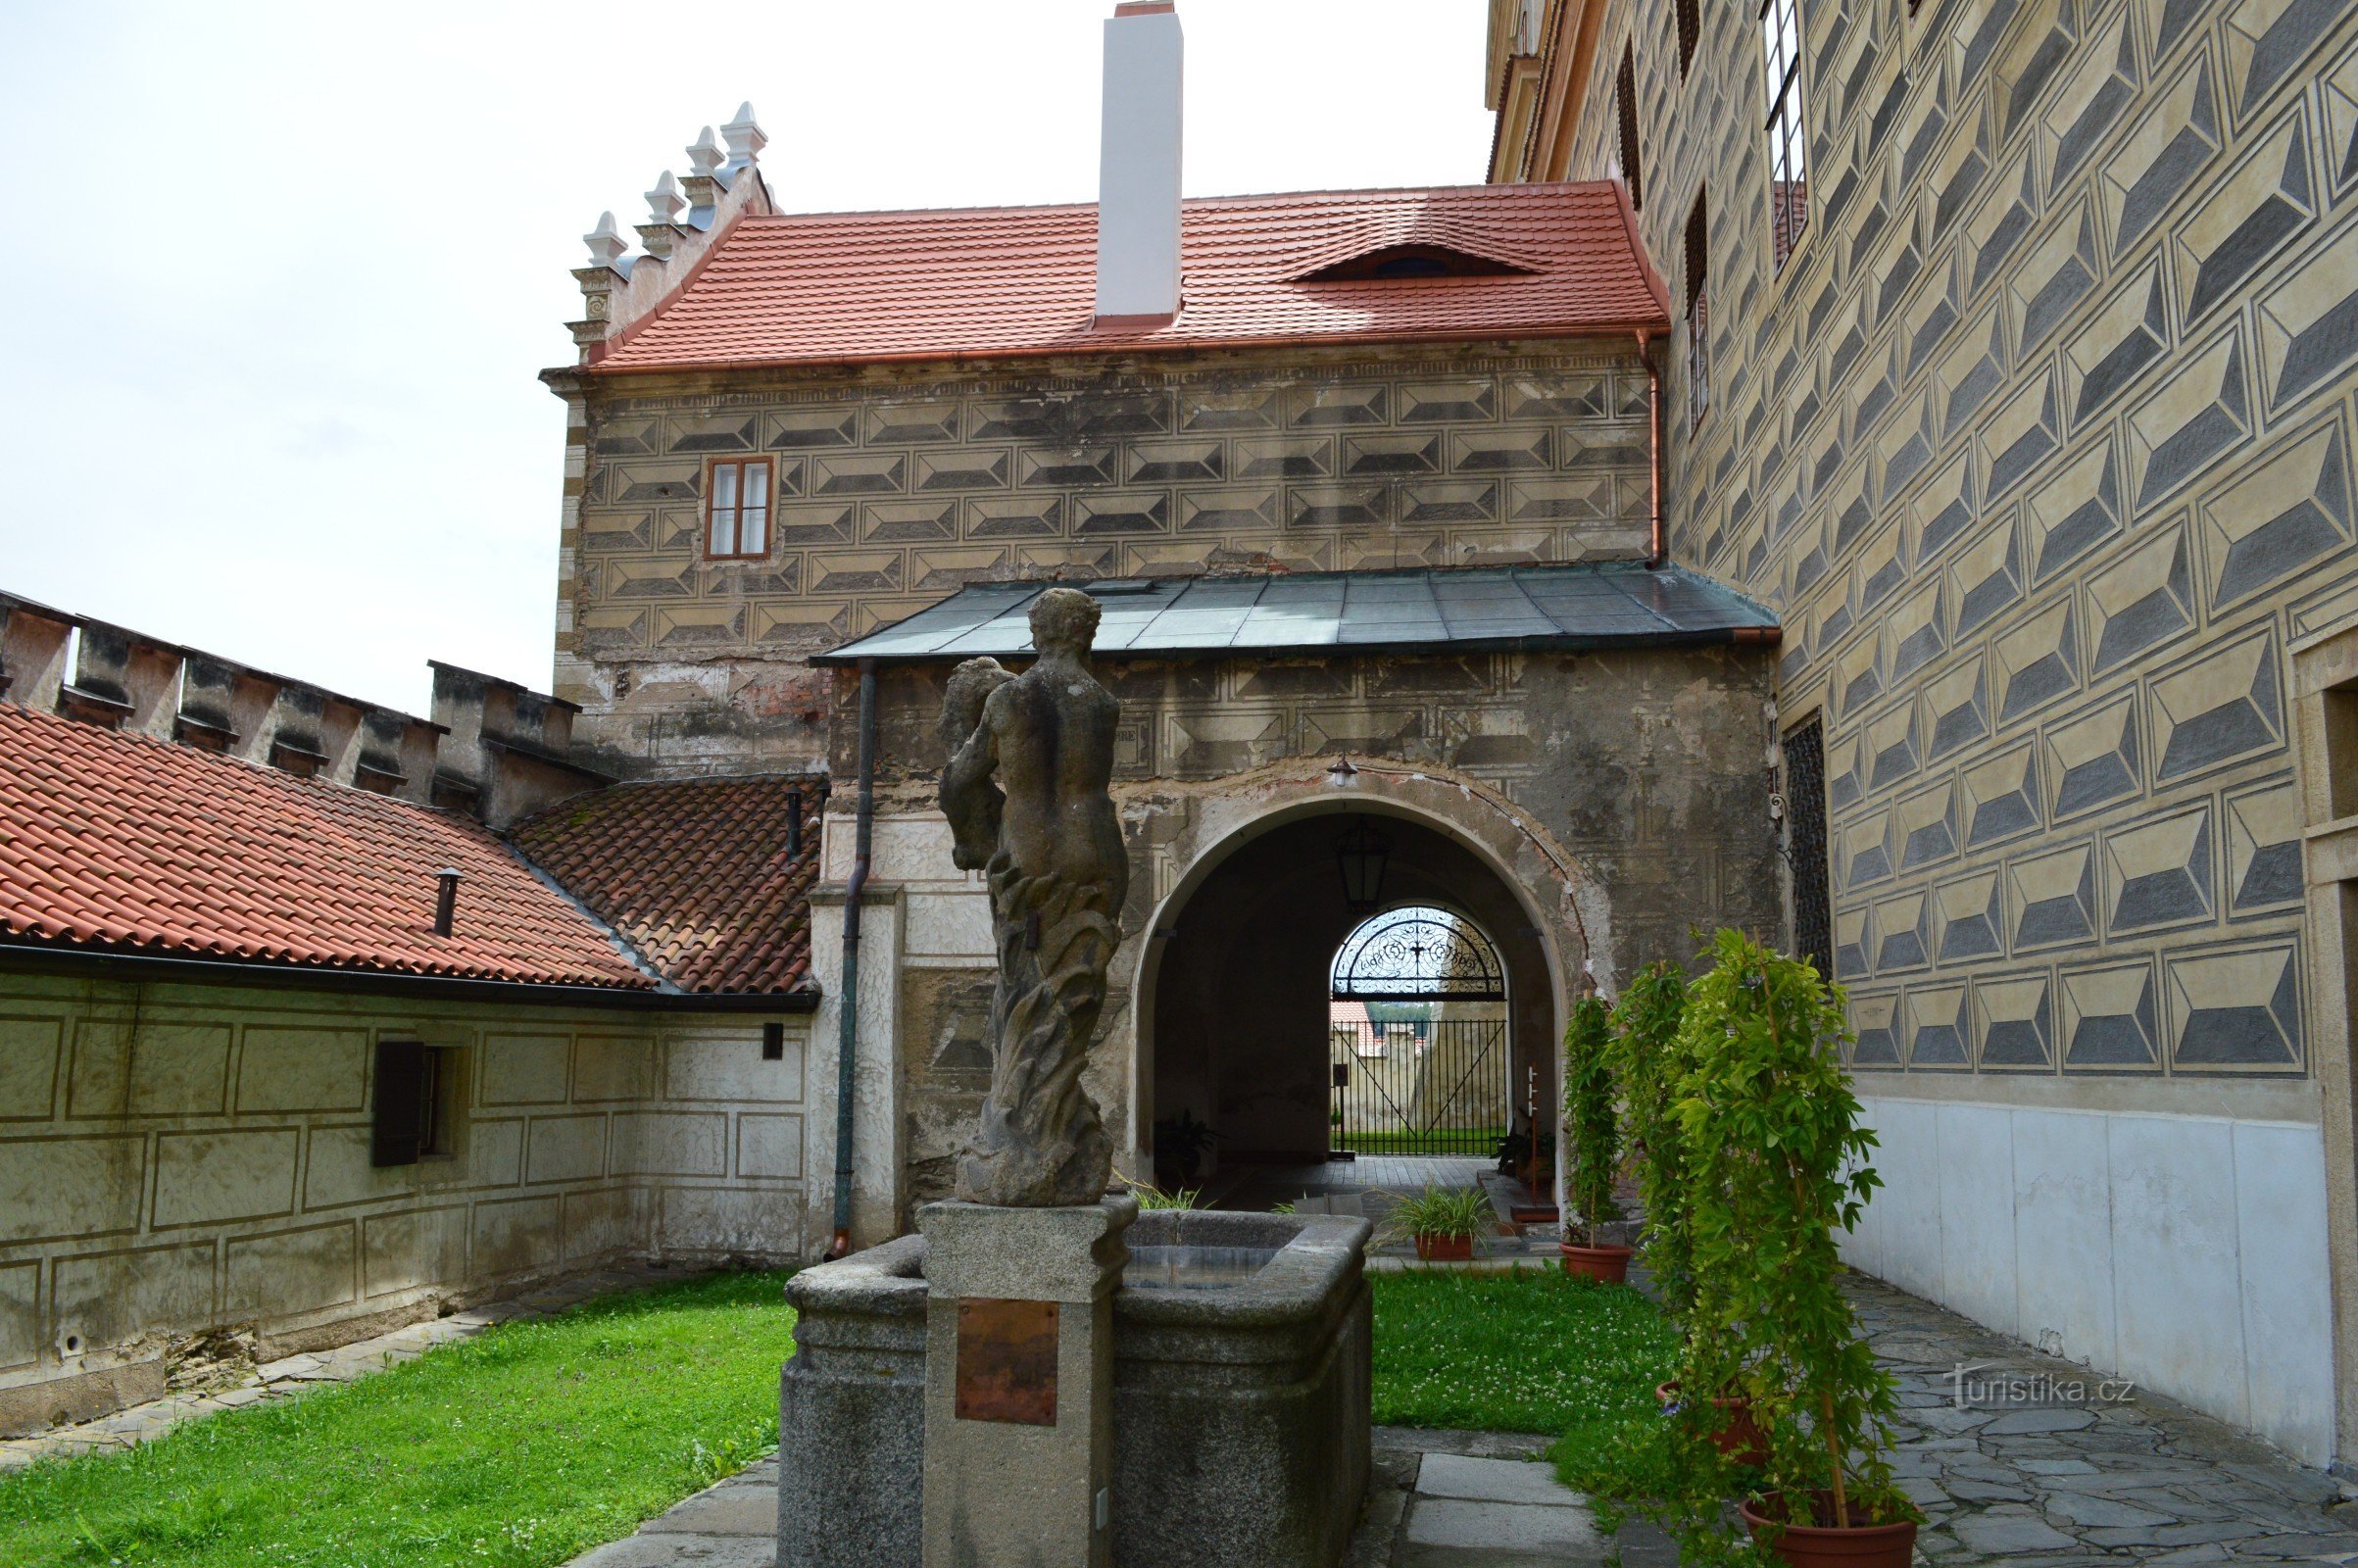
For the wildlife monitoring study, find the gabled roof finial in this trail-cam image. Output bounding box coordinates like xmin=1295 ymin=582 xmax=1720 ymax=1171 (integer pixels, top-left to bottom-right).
xmin=645 ymin=171 xmax=685 ymax=226
xmin=686 ymin=126 xmax=724 ymax=178
xmin=582 ymin=212 xmax=629 ymax=270
xmin=721 ymin=102 xmax=767 ymax=171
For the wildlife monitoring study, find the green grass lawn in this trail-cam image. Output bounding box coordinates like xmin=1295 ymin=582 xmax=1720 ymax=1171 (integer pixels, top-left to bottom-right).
xmin=0 ymin=1270 xmax=796 ymax=1568
xmin=1369 ymin=1265 xmax=1677 ymax=1474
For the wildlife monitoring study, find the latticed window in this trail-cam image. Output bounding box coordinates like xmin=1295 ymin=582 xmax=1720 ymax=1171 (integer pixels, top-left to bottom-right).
xmin=1676 ymin=0 xmax=1699 ymax=75
xmin=1684 ymin=193 xmax=1709 ymax=430
xmin=1760 ymin=0 xmax=1809 ymax=270
xmin=1616 ymin=44 xmax=1644 ymax=210
xmin=1783 ymin=714 xmax=1832 ymax=980
xmin=705 ymin=457 xmax=773 ymax=560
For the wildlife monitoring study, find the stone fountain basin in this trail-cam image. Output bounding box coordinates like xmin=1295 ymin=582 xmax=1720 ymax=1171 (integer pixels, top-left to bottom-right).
xmin=777 ymin=1207 xmax=1373 ymax=1568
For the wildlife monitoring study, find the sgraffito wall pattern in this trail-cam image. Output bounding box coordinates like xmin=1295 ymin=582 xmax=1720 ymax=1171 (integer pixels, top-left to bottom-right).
xmin=553 ymin=345 xmax=1654 ymax=776
xmin=1531 ymin=0 xmax=2358 ymax=1086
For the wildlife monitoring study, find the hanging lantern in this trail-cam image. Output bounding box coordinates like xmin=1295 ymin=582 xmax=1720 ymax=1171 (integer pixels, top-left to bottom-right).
xmin=1334 ymin=817 xmax=1392 ymax=910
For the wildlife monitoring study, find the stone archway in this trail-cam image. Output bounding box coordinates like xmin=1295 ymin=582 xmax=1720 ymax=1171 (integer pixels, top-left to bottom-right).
xmin=1132 ymin=785 xmax=1584 ymax=1185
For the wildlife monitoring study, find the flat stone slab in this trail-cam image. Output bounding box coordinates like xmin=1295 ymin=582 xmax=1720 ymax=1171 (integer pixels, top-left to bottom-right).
xmin=566 ymin=1535 xmax=773 ymax=1568
xmin=1415 ymin=1454 xmax=1584 ymax=1508
xmin=1405 ymin=1499 xmax=1603 ymax=1555
xmin=639 ymin=1482 xmax=777 ymax=1537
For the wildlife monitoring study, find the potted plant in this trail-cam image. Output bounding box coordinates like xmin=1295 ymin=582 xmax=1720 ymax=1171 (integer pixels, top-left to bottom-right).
xmin=1607 ymin=959 xmax=1763 ymax=1459
xmin=1559 ymin=993 xmax=1632 ymax=1283
xmin=1152 ymin=1108 xmax=1220 ymax=1184
xmin=1384 ymin=1185 xmax=1489 ymax=1262
xmin=1672 ymin=930 xmax=1916 ymax=1566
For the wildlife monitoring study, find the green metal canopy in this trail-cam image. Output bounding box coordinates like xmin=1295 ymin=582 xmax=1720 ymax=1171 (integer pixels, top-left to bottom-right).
xmin=811 ymin=562 xmax=1778 ymax=665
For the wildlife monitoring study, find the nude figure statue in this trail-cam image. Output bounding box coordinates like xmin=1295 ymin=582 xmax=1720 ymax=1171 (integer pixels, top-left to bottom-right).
xmin=938 ymin=587 xmax=1128 ymax=1207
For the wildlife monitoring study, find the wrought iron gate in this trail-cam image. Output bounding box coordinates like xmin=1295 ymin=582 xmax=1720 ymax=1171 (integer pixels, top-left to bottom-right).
xmin=1328 ymin=907 xmax=1511 ymax=1156
xmin=1328 ymin=1015 xmax=1511 ymax=1155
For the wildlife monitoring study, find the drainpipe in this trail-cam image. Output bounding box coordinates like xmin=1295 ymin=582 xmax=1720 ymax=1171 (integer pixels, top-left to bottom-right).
xmin=1639 ymin=327 xmax=1664 ymax=568
xmin=824 ymin=659 xmax=877 ymax=1261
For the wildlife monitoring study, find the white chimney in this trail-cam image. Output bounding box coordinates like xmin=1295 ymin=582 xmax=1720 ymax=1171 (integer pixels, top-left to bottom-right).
xmin=1096 ymin=2 xmax=1184 ymax=321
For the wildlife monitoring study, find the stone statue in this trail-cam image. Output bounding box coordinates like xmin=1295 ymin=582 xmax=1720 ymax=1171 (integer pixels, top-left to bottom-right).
xmin=938 ymin=587 xmax=1128 ymax=1207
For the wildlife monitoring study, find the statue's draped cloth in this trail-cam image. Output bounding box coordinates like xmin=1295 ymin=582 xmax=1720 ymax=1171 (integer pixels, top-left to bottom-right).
xmin=936 ymin=591 xmax=1125 ymax=1207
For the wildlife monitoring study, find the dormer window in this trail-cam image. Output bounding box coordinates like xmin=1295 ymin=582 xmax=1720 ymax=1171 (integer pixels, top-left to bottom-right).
xmin=706 ymin=457 xmax=772 ymax=560
xmin=1298 ymin=244 xmax=1530 ymax=283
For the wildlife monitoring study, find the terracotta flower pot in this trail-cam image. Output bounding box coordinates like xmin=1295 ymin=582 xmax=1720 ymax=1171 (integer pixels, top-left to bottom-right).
xmin=1654 ymin=1379 xmax=1771 ymax=1466
xmin=1414 ymin=1233 xmax=1474 ymax=1262
xmin=1738 ymin=1494 xmax=1917 ymax=1567
xmin=1557 ymin=1241 xmax=1634 ymax=1283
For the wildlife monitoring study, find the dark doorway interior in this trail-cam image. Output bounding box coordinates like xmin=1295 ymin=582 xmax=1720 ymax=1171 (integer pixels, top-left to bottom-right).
xmin=1147 ymin=811 xmax=1552 ymax=1184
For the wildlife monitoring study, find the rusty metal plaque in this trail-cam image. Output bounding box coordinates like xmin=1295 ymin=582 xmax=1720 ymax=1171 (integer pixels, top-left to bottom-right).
xmin=955 ymin=1298 xmax=1058 ymax=1426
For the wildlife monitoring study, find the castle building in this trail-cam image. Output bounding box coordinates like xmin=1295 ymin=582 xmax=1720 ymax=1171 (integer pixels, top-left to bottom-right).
xmin=1484 ymin=0 xmax=2358 ymax=1466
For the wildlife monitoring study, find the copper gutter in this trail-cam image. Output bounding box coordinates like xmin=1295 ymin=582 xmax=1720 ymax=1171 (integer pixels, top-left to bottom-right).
xmin=1639 ymin=327 xmax=1664 ymax=568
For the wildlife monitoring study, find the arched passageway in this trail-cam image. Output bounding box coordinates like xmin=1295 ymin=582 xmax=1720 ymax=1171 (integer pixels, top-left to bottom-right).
xmin=1142 ymin=809 xmax=1554 ymax=1186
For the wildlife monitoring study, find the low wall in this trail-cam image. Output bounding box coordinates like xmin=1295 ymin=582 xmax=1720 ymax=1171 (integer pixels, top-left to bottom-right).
xmin=1841 ymin=1094 xmax=2336 ymax=1467
xmin=0 ymin=970 xmax=811 ymax=1435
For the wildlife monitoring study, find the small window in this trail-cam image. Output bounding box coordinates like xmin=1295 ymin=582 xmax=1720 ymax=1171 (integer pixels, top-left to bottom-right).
xmin=1676 ymin=0 xmax=1699 ymax=75
xmin=762 ymin=1021 xmax=786 ymax=1061
xmin=706 ymin=457 xmax=772 ymax=560
xmin=372 ymin=1041 xmax=458 ymax=1167
xmin=1299 ymin=244 xmax=1528 ymax=282
xmin=1685 ymin=192 xmax=1710 ymax=431
xmin=1616 ymin=44 xmax=1644 ymax=211
xmin=1783 ymin=713 xmax=1832 ymax=981
xmin=1761 ymin=0 xmax=1809 ymax=270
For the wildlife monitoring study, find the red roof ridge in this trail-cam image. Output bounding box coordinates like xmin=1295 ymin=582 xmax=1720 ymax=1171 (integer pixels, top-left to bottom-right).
xmin=712 ymin=179 xmax=1621 ymax=229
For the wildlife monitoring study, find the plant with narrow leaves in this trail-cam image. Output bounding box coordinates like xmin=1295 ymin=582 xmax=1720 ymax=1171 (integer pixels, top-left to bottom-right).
xmin=1382 ymin=1184 xmax=1491 ymax=1244
xmin=1608 ymin=960 xmax=1694 ymax=1318
xmin=1667 ymin=928 xmax=1912 ymax=1551
xmin=1560 ymin=994 xmax=1621 ymax=1248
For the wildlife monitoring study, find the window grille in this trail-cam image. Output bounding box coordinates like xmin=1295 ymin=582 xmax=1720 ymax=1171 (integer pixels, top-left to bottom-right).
xmin=706 ymin=457 xmax=773 ymax=560
xmin=1760 ymin=0 xmax=1809 ymax=270
xmin=1685 ymin=193 xmax=1709 ymax=430
xmin=1616 ymin=44 xmax=1644 ymax=210
xmin=1783 ymin=715 xmax=1833 ymax=980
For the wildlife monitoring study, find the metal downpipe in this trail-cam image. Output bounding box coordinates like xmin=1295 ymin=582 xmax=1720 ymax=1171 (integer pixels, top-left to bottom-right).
xmin=1639 ymin=327 xmax=1664 ymax=568
xmin=824 ymin=660 xmax=877 ymax=1261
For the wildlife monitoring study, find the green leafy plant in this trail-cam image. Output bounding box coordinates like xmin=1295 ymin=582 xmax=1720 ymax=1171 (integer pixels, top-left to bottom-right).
xmin=1381 ymin=1184 xmax=1490 ymax=1244
xmin=1124 ymin=1179 xmax=1202 ymax=1210
xmin=1560 ymin=994 xmax=1621 ymax=1248
xmin=1661 ymin=929 xmax=1914 ymax=1554
xmin=1609 ymin=959 xmax=1694 ymax=1315
xmin=1152 ymin=1108 xmax=1221 ymax=1182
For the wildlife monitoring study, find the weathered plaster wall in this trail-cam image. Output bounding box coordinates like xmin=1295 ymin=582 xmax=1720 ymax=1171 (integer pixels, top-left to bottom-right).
xmin=0 ymin=972 xmax=809 ymax=1434
xmin=551 ymin=341 xmax=1654 ymax=777
xmin=807 ymin=639 xmax=1778 ymax=1237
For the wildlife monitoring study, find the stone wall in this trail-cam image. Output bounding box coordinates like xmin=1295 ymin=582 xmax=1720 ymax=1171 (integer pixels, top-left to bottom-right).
xmin=805 ymin=639 xmax=1779 ymax=1237
xmin=0 ymin=971 xmax=809 ymax=1434
xmin=1511 ymin=0 xmax=2358 ymax=1464
xmin=550 ymin=342 xmax=1655 ymax=777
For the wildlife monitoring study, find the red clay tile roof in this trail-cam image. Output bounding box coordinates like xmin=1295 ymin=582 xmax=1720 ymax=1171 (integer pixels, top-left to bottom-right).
xmin=506 ymin=777 xmax=821 ymax=996
xmin=0 ymin=703 xmax=653 ymax=988
xmin=589 ymin=182 xmax=1669 ymax=372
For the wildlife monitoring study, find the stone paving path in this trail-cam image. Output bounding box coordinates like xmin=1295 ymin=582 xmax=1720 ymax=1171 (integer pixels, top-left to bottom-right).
xmin=0 ymin=1262 xmax=697 ymax=1472
xmin=1847 ymin=1271 xmax=2358 ymax=1563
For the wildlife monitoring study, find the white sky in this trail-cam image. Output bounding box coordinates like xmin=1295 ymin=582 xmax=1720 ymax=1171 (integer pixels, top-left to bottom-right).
xmin=0 ymin=2 xmax=1496 ymax=711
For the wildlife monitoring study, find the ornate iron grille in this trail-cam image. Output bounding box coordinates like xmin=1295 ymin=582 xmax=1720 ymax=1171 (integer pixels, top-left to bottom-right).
xmin=1330 ymin=908 xmax=1506 ymax=1002
xmin=1785 ymin=714 xmax=1833 ymax=979
xmin=1329 ymin=1015 xmax=1510 ymax=1156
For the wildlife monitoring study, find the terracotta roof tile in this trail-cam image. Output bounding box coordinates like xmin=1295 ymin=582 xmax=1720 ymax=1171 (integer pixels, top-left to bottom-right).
xmin=0 ymin=703 xmax=652 ymax=988
xmin=589 ymin=182 xmax=1668 ymax=372
xmin=506 ymin=777 xmax=821 ymax=996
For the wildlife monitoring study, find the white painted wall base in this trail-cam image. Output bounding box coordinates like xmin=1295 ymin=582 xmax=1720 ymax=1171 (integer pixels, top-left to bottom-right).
xmin=1844 ymin=1095 xmax=2336 ymax=1468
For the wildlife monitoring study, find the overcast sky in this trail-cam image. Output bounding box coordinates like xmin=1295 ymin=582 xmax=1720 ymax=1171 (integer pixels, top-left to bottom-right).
xmin=0 ymin=2 xmax=1495 ymax=711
